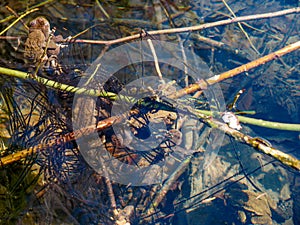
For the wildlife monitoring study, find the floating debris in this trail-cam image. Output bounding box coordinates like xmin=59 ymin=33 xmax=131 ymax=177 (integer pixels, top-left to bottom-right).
xmin=222 ymin=111 xmax=242 ymax=130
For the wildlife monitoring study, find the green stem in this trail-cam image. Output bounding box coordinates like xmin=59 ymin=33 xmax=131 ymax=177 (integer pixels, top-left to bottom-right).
xmin=1 ymin=67 xmax=299 ymax=132
xmin=237 ymin=115 xmax=300 ymax=131
xmin=196 ymin=109 xmax=300 ymax=131
xmin=0 ymin=0 xmax=55 ymax=24
xmin=0 ymin=8 xmax=39 ymax=35
xmin=0 ymin=66 xmax=117 ymax=98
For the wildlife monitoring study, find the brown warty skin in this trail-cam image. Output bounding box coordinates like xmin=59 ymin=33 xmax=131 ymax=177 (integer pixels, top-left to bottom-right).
xmin=24 ymin=16 xmax=62 ymax=65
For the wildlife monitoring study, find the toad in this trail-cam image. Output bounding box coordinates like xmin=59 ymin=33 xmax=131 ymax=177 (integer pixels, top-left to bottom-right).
xmin=24 ymin=16 xmax=63 ymax=68
xmin=225 ymin=189 xmax=276 ymax=225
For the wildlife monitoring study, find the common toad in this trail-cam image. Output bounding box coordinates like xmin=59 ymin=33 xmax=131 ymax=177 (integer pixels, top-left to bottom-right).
xmin=24 ymin=16 xmax=62 ymax=67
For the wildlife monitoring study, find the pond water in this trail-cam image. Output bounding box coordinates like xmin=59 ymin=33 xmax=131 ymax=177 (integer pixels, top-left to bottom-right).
xmin=0 ymin=0 xmax=299 ymax=224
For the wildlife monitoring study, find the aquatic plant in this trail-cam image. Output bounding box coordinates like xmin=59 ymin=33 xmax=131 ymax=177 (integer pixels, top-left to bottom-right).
xmin=0 ymin=1 xmax=299 ymax=224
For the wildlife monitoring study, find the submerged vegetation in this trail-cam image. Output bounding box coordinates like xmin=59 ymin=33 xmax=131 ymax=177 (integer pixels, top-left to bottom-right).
xmin=0 ymin=0 xmax=299 ymax=224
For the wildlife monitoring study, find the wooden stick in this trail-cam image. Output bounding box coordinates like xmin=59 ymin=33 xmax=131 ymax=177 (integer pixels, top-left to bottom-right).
xmin=72 ymin=7 xmax=300 ymax=45
xmin=145 ymin=155 xmax=193 ymax=216
xmin=216 ymin=119 xmax=300 ymax=170
xmin=0 ymin=114 xmax=125 ymax=166
xmin=167 ymin=40 xmax=300 ymax=99
xmin=185 ymin=107 xmax=300 ymax=171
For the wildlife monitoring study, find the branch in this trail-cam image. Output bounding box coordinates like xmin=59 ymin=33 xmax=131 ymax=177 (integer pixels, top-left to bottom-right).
xmin=168 ymin=40 xmax=300 ymax=99
xmin=72 ymin=7 xmax=300 ymax=45
xmin=0 ymin=113 xmax=126 ymax=166
xmin=186 ymin=107 xmax=300 ymax=171
xmin=217 ymin=119 xmax=300 ymax=170
xmin=145 ymin=155 xmax=193 ymax=216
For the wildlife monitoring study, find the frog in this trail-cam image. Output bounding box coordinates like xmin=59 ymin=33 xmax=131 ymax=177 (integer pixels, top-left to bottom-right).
xmin=24 ymin=16 xmax=63 ymax=69
xmin=225 ymin=188 xmax=276 ymax=225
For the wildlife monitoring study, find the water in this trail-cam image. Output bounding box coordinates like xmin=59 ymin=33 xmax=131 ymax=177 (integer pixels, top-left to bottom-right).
xmin=0 ymin=0 xmax=299 ymax=224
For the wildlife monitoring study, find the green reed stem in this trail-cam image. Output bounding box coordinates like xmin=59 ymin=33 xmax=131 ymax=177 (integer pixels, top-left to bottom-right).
xmin=0 ymin=66 xmax=118 ymax=97
xmin=197 ymin=109 xmax=300 ymax=131
xmin=0 ymin=0 xmax=55 ymax=24
xmin=1 ymin=67 xmax=299 ymax=131
xmin=0 ymin=8 xmax=39 ymax=36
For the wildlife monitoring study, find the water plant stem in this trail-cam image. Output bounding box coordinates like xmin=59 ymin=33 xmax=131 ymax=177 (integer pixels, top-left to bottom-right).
xmin=0 ymin=66 xmax=117 ymax=98
xmin=196 ymin=110 xmax=300 ymax=132
xmin=0 ymin=8 xmax=39 ymax=36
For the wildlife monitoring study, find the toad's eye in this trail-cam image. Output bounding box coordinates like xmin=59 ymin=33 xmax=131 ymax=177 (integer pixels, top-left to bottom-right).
xmin=29 ymin=20 xmax=37 ymax=27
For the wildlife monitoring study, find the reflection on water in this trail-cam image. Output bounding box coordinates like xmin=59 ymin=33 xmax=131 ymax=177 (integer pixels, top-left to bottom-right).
xmin=0 ymin=0 xmax=299 ymax=224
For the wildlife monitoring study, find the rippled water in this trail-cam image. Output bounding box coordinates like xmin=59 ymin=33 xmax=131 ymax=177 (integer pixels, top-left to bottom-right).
xmin=0 ymin=0 xmax=299 ymax=224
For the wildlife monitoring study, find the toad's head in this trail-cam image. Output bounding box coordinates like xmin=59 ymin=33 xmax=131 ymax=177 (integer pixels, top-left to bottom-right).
xmin=29 ymin=16 xmax=51 ymax=39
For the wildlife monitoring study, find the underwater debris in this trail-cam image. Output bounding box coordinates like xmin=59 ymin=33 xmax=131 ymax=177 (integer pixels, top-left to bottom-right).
xmin=222 ymin=111 xmax=242 ymax=130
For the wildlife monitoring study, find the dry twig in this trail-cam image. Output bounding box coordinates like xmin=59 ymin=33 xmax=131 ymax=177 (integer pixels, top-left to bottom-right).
xmin=168 ymin=40 xmax=300 ymax=98
xmin=72 ymin=7 xmax=300 ymax=45
xmin=221 ymin=0 xmax=259 ymax=54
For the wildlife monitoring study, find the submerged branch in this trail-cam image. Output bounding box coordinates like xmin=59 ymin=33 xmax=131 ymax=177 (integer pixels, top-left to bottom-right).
xmin=145 ymin=155 xmax=193 ymax=217
xmin=189 ymin=108 xmax=300 ymax=171
xmin=216 ymin=119 xmax=300 ymax=171
xmin=168 ymin=40 xmax=300 ymax=98
xmin=73 ymin=7 xmax=300 ymax=45
xmin=0 ymin=113 xmax=126 ymax=167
